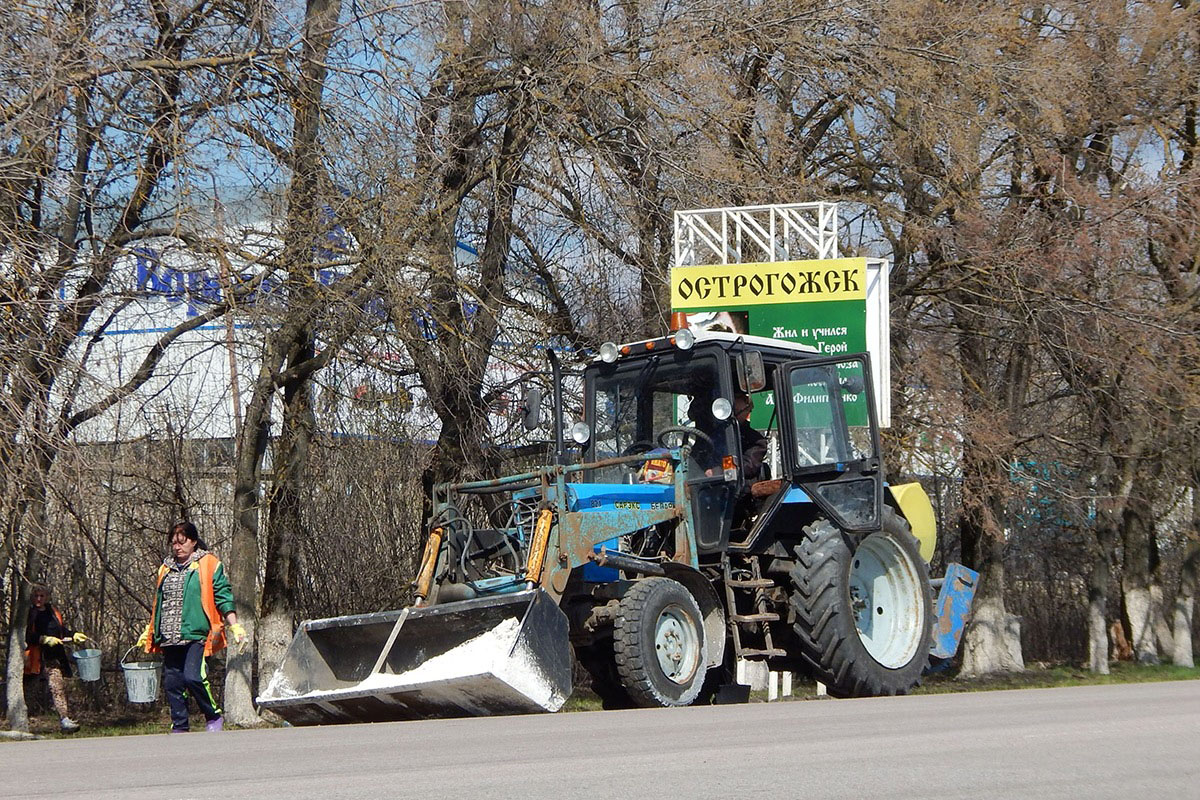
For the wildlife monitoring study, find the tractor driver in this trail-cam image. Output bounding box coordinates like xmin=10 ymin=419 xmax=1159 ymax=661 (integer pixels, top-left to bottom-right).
xmin=732 ymin=391 xmax=769 ymax=483
xmin=702 ymin=391 xmax=768 ymax=484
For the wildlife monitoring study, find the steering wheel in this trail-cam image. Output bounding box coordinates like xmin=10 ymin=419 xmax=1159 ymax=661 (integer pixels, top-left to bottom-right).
xmin=620 ymin=440 xmax=658 ymax=458
xmin=656 ymin=425 xmax=715 ymax=450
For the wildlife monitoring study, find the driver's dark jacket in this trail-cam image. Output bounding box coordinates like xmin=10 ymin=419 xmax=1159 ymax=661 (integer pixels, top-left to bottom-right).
xmin=736 ymin=418 xmax=768 ymax=482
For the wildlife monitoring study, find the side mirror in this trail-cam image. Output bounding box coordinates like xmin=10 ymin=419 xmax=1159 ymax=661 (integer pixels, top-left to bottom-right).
xmin=735 ymin=351 xmax=767 ymax=393
xmin=521 ymin=387 xmax=543 ymax=430
xmin=839 ymin=374 xmax=865 ymax=394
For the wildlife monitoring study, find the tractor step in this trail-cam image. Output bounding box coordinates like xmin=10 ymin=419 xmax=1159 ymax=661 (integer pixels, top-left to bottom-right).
xmin=725 ymin=578 xmax=775 ymax=589
xmin=731 ymin=612 xmax=780 ymax=623
xmin=739 ymin=647 xmax=788 ymax=658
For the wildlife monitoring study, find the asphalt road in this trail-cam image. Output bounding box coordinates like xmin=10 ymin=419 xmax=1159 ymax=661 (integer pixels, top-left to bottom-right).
xmin=4 ymin=681 xmax=1198 ymax=800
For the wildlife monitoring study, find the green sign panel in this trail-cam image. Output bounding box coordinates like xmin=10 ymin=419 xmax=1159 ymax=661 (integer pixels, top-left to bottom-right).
xmin=670 ymin=258 xmax=869 ymax=427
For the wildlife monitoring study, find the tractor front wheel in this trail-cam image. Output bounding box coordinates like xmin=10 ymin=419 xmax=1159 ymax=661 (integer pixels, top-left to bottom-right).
xmin=613 ymin=578 xmax=708 ymax=707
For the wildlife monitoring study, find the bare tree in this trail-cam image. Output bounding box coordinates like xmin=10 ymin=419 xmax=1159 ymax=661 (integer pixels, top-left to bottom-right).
xmin=1 ymin=0 xmax=276 ymax=730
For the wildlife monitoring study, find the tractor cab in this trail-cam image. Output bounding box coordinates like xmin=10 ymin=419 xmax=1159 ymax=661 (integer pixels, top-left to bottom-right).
xmin=582 ymin=330 xmax=884 ymax=553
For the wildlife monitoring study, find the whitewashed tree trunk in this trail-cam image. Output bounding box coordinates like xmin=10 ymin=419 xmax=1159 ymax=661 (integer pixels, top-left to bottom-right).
xmin=224 ymin=488 xmax=264 ymax=727
xmin=257 ymin=610 xmax=295 ymax=693
xmin=1086 ymin=546 xmax=1112 ymax=674
xmin=1087 ymin=595 xmax=1110 ymax=675
xmin=1173 ymin=596 xmax=1196 ymax=667
xmin=1172 ymin=541 xmax=1198 ymax=667
xmin=1123 ymin=584 xmax=1158 ymax=664
xmin=959 ymin=592 xmax=1025 ymax=676
xmin=223 ymin=620 xmax=259 ymax=726
xmin=5 ymin=620 xmax=30 ymax=733
xmin=7 ymin=505 xmax=48 ymax=732
xmin=1149 ymin=583 xmax=1175 ymax=659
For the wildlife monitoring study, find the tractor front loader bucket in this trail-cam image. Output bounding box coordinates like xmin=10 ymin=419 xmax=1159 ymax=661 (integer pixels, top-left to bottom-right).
xmin=257 ymin=588 xmax=572 ymax=725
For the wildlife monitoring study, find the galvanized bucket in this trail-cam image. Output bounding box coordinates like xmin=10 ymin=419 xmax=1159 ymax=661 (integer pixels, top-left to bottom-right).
xmin=120 ymin=646 xmax=161 ymax=703
xmin=72 ymin=648 xmax=102 ymax=682
xmin=257 ymin=588 xmax=572 ymax=726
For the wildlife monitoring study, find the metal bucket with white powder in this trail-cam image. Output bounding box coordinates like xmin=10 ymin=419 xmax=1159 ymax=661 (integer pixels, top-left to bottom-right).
xmin=257 ymin=588 xmax=571 ymax=726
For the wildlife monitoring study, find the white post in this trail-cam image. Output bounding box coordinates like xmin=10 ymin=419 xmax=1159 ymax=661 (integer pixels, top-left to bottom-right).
xmin=768 ymin=671 xmax=779 ymax=701
xmin=782 ymin=671 xmax=793 ymax=697
xmin=816 ymin=681 xmax=827 ymax=697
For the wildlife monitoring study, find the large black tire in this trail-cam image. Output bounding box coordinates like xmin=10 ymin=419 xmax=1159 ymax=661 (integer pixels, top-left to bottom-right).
xmin=613 ymin=578 xmax=708 ymax=707
xmin=788 ymin=507 xmax=933 ymax=697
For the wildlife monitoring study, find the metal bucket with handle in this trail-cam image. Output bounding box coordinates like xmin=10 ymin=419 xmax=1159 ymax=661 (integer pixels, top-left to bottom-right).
xmin=72 ymin=642 xmax=102 ymax=682
xmin=120 ymin=645 xmax=161 ymax=703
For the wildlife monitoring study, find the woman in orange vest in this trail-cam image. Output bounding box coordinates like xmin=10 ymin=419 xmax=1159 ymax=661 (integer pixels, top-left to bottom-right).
xmin=25 ymin=584 xmax=88 ymax=732
xmin=137 ymin=520 xmax=246 ymax=733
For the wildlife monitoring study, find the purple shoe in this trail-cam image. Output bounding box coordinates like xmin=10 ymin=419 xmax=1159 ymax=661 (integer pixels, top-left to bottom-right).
xmin=205 ymin=716 xmax=224 ymax=732
xmin=169 ymin=729 xmax=188 ymax=734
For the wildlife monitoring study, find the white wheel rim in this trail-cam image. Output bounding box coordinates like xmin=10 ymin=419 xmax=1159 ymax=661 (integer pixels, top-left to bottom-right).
xmin=654 ymin=604 xmax=701 ymax=684
xmin=849 ymin=532 xmax=925 ymax=668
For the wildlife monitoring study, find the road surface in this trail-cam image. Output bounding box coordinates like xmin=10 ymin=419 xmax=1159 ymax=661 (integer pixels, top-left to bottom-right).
xmin=5 ymin=681 xmax=1198 ymax=799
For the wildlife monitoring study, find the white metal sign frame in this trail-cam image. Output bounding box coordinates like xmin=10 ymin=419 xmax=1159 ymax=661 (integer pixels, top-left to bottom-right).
xmin=671 ymin=202 xmax=890 ymax=426
xmin=673 ymin=202 xmax=839 ymax=267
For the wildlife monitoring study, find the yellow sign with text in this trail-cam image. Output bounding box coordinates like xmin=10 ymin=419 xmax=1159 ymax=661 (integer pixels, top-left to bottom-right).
xmin=670 ymin=258 xmax=867 ymax=308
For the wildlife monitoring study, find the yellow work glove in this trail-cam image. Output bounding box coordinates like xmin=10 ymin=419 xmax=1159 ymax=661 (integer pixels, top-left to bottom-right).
xmin=136 ymin=624 xmax=153 ymax=650
xmin=40 ymin=635 xmax=63 ymax=647
xmin=72 ymin=632 xmax=88 ymax=644
xmin=228 ymin=623 xmax=248 ymax=650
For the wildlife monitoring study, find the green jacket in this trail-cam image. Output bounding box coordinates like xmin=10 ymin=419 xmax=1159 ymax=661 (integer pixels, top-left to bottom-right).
xmin=152 ymin=555 xmax=236 ymax=645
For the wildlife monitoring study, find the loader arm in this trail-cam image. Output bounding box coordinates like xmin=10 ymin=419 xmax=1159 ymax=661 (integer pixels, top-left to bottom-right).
xmin=542 ymin=504 xmax=688 ymax=597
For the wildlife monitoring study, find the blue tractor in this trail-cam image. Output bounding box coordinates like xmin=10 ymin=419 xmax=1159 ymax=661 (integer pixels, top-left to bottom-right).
xmin=259 ymin=330 xmax=976 ymax=723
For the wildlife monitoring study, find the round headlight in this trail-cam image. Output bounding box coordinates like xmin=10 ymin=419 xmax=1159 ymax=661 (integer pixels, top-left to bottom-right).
xmin=673 ymin=328 xmax=695 ymax=350
xmin=599 ymin=342 xmax=619 ymax=363
xmin=570 ymin=421 xmax=591 ymax=444
xmin=711 ymin=397 xmax=733 ymax=420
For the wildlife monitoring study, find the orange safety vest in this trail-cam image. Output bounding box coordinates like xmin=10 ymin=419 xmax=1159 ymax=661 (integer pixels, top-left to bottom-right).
xmin=145 ymin=553 xmax=227 ymax=656
xmin=23 ymin=607 xmax=65 ymax=676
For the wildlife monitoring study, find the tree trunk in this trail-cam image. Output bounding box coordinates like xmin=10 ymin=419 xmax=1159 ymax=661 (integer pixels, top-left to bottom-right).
xmin=257 ymin=610 xmax=296 ymax=700
xmin=959 ymin=535 xmax=1024 ymax=676
xmin=4 ymin=576 xmax=32 ymax=732
xmin=1086 ymin=542 xmax=1112 ymax=674
xmin=222 ymin=549 xmax=260 ymax=724
xmin=950 ymin=302 xmax=1026 ymax=676
xmin=224 ymin=0 xmax=342 ymax=725
xmin=258 ymin=329 xmax=315 ymax=684
xmin=1148 ymin=510 xmax=1176 ymax=657
xmin=1121 ymin=488 xmax=1161 ymax=663
xmin=1173 ymin=538 xmax=1199 ymax=667
xmin=5 ymin=489 xmax=49 ymax=731
xmin=225 ymin=377 xmax=274 ymax=726
xmin=412 ymin=64 xmax=531 ymax=507
xmin=1149 ymin=583 xmax=1175 ymax=658
xmin=1122 ymin=585 xmax=1157 ymax=664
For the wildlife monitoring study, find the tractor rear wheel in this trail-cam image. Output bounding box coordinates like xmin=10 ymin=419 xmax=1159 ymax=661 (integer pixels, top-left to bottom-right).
xmin=788 ymin=508 xmax=932 ymax=696
xmin=613 ymin=577 xmax=708 ymax=707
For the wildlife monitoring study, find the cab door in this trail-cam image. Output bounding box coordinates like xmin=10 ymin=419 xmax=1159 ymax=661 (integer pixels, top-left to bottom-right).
xmin=773 ymin=354 xmax=882 ymax=533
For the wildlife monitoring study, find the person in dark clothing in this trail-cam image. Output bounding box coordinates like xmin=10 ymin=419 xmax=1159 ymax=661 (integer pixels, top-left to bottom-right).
xmin=734 ymin=392 xmax=769 ymax=482
xmin=730 ymin=392 xmax=773 ymax=531
xmin=24 ymin=585 xmax=88 ymax=732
